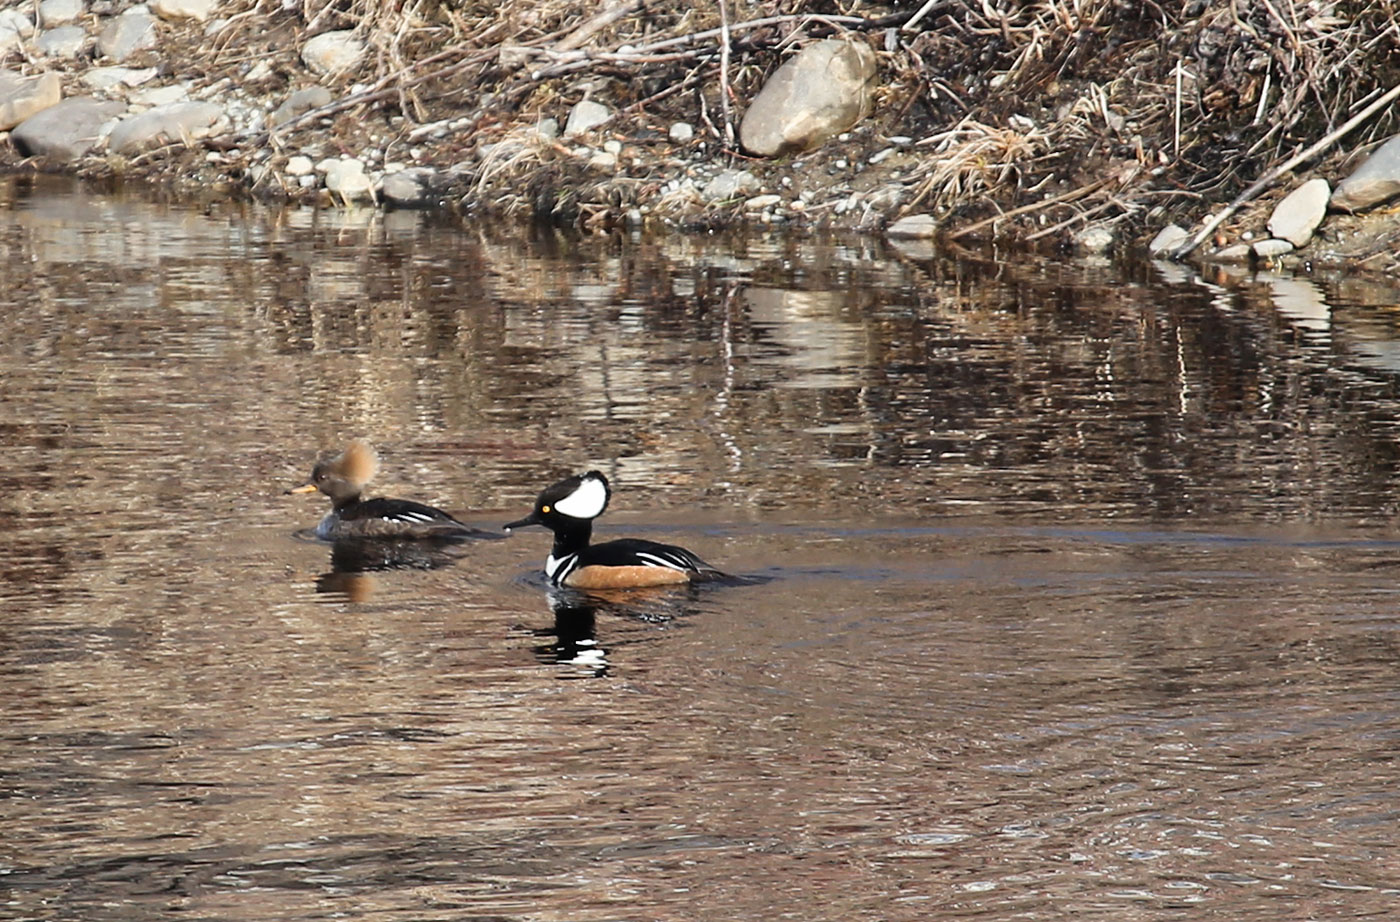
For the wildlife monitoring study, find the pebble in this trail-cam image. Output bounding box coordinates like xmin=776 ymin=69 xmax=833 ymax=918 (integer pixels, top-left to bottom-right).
xmin=381 ymin=167 xmax=441 ymax=206
xmin=1267 ymin=178 xmax=1329 ymax=247
xmin=701 ymin=169 xmax=759 ymax=202
xmin=0 ymin=11 xmax=34 ymax=56
xmin=744 ymin=194 xmax=782 ymax=211
xmin=151 ymin=0 xmax=218 ymax=23
xmin=668 ymin=121 xmax=694 ymax=143
xmin=301 ymin=30 xmax=365 ymax=76
xmin=587 ymin=150 xmax=617 ymax=171
xmin=80 ymin=65 xmax=157 ymax=90
xmin=98 ymin=8 xmax=158 ymax=63
xmin=564 ymin=99 xmax=610 ymax=138
xmin=36 ymin=26 xmax=88 ymax=58
xmin=285 ymin=154 xmax=313 ymax=176
xmin=1251 ymin=238 xmax=1294 ymax=258
xmin=131 ymin=83 xmax=191 ymax=107
xmin=1147 ymin=223 xmax=1188 ymax=256
xmin=1074 ymin=224 xmax=1115 ymax=253
xmin=602 ymin=139 xmax=621 ymax=155
xmin=324 ymin=157 xmax=374 ymax=201
xmin=1212 ymin=243 xmax=1253 ymax=262
xmin=39 ymin=0 xmax=84 ymax=28
xmin=886 ymin=213 xmax=937 ymax=238
xmin=270 ymin=85 xmax=332 ymax=128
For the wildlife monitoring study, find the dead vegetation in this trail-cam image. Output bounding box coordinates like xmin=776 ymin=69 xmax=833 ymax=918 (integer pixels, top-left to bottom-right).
xmin=62 ymin=0 xmax=1400 ymax=247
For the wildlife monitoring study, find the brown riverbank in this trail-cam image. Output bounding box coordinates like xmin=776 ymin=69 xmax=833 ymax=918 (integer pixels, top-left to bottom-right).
xmin=2 ymin=0 xmax=1398 ymax=268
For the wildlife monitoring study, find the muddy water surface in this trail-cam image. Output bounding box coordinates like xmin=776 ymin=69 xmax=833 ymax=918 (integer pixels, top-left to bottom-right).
xmin=4 ymin=176 xmax=1400 ymax=920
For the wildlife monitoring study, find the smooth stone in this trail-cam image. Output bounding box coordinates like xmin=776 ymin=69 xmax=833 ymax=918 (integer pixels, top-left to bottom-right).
xmin=1075 ymin=225 xmax=1115 ymax=253
xmin=563 ymin=98 xmax=610 ymax=138
xmin=151 ymin=0 xmax=217 ymax=22
xmin=668 ymin=121 xmax=694 ymax=143
xmin=534 ymin=116 xmax=558 ymax=139
xmin=11 ymin=96 xmax=125 ymax=160
xmin=739 ymin=38 xmax=877 ymax=156
xmin=886 ymin=213 xmax=937 ymax=238
xmin=269 ymin=85 xmax=332 ymax=127
xmin=0 ymin=71 xmax=62 ymax=131
xmin=0 ymin=10 xmax=34 ymax=54
xmin=1267 ymin=178 xmax=1329 ymax=247
xmin=1252 ymin=238 xmax=1295 ymax=258
xmin=301 ymin=30 xmax=364 ymax=76
xmin=1331 ymin=135 xmax=1400 ymax=212
xmin=381 ymin=166 xmax=441 ymax=206
xmin=587 ymin=150 xmax=617 ymax=171
xmin=285 ymin=154 xmax=313 ymax=176
xmin=98 ymin=9 xmax=158 ymax=62
xmin=39 ymin=0 xmax=84 ymax=27
xmin=130 ymin=83 xmax=189 ymax=107
xmin=1212 ymin=243 xmax=1253 ymax=261
xmin=324 ymin=157 xmax=373 ymax=200
xmin=106 ymin=101 xmax=224 ymax=154
xmin=701 ymin=169 xmax=758 ymax=201
xmin=36 ymin=25 xmax=88 ymax=58
xmin=1147 ymin=223 xmax=1188 ymax=255
xmin=83 ymin=65 xmax=159 ymax=90
xmin=744 ymin=193 xmax=782 ymax=211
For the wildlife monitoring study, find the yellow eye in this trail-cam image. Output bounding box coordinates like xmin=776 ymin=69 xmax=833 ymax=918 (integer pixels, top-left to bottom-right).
xmin=541 ymin=505 xmax=551 ymax=513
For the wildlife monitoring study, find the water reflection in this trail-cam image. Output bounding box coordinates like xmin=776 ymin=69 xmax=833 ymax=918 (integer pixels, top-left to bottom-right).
xmin=311 ymin=537 xmax=472 ymax=600
xmin=9 ymin=175 xmax=1400 ymax=920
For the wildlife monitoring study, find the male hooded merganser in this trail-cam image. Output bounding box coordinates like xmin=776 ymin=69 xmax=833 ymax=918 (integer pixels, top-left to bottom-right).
xmin=504 ymin=471 xmax=723 ymax=589
xmin=287 ymin=440 xmax=484 ymax=541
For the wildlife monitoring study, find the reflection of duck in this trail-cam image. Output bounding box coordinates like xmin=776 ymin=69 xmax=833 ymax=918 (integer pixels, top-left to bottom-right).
xmin=313 ymin=536 xmax=469 ymax=600
xmin=534 ymin=591 xmax=607 ymax=675
xmin=287 ymin=441 xmax=491 ymax=540
xmin=504 ymin=471 xmax=725 ymax=589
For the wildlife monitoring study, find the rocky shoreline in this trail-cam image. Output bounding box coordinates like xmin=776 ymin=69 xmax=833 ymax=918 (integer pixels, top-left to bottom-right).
xmin=3 ymin=0 xmax=1400 ymax=272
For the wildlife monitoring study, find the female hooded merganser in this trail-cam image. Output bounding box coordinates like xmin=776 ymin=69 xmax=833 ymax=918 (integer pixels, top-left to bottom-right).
xmin=287 ymin=440 xmax=484 ymax=541
xmin=504 ymin=471 xmax=723 ymax=589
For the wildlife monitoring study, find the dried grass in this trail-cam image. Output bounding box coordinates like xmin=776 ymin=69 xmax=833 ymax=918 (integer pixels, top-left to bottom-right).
xmin=184 ymin=0 xmax=1400 ymax=238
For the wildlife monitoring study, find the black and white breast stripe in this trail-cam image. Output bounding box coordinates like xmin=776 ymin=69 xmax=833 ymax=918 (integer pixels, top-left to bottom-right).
xmin=545 ymin=539 xmax=716 ymax=584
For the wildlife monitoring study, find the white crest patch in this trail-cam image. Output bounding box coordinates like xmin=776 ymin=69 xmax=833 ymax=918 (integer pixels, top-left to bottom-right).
xmin=554 ymin=475 xmax=608 ymax=519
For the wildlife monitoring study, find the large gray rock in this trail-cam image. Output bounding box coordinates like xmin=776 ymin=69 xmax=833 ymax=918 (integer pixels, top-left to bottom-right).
xmin=39 ymin=0 xmax=85 ymax=27
xmin=36 ymin=25 xmax=88 ymax=58
xmin=301 ymin=30 xmax=364 ymax=75
xmin=381 ymin=167 xmax=443 ymax=206
xmin=1267 ymin=178 xmax=1329 ymax=247
xmin=269 ymin=85 xmax=332 ymax=127
xmin=1331 ymin=135 xmax=1400 ymax=212
xmin=11 ymin=96 xmax=125 ymax=161
xmin=0 ymin=71 xmax=62 ymax=131
xmin=106 ymin=101 xmax=224 ymax=154
xmin=151 ymin=0 xmax=217 ymax=22
xmin=739 ymin=38 xmax=877 ymax=156
xmin=98 ymin=8 xmax=158 ymax=62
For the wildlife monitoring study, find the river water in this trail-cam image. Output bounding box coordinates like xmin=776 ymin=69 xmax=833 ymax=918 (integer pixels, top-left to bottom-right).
xmin=4 ymin=175 xmax=1400 ymax=920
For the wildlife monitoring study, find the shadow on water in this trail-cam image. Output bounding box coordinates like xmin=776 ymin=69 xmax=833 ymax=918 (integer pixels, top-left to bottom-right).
xmin=9 ymin=176 xmax=1400 ymax=919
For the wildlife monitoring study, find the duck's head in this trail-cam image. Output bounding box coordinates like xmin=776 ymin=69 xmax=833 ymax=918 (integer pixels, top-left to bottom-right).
xmin=504 ymin=470 xmax=610 ymax=532
xmin=287 ymin=440 xmax=380 ymax=505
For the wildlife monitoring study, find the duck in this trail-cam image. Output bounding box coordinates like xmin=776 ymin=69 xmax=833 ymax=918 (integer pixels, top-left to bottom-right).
xmin=504 ymin=470 xmax=724 ymax=589
xmin=287 ymin=440 xmax=485 ymax=541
